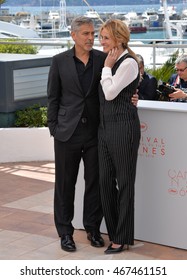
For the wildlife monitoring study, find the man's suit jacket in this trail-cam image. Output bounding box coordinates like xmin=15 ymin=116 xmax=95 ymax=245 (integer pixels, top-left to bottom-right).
xmin=47 ymin=48 xmax=106 ymax=142
xmin=138 ymin=72 xmax=158 ymax=100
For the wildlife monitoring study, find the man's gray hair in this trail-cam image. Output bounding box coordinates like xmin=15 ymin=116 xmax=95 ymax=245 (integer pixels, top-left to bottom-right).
xmin=136 ymin=54 xmax=144 ymax=66
xmin=175 ymin=54 xmax=187 ymax=65
xmin=71 ymin=16 xmax=94 ymax=32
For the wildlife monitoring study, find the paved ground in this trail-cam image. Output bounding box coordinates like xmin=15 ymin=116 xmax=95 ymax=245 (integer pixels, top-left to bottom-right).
xmin=0 ymin=161 xmax=187 ymax=260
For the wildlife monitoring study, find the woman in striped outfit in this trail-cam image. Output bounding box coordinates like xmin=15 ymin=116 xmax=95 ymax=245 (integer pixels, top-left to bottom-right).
xmin=98 ymin=19 xmax=141 ymax=254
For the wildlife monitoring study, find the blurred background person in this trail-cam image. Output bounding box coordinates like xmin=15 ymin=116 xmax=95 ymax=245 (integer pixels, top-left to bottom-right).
xmin=136 ymin=54 xmax=158 ymax=100
xmin=168 ymin=54 xmax=187 ymax=102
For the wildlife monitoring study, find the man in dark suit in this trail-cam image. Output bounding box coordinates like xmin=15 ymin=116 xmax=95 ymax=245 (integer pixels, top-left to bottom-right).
xmin=47 ymin=16 xmax=106 ymax=252
xmin=136 ymin=54 xmax=158 ymax=100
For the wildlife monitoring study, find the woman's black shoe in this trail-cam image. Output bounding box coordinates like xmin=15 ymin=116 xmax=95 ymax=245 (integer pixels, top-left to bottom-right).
xmin=104 ymin=244 xmax=125 ymax=254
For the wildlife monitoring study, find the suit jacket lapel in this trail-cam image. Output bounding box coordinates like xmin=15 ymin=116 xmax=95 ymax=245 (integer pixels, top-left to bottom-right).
xmin=66 ymin=48 xmax=103 ymax=97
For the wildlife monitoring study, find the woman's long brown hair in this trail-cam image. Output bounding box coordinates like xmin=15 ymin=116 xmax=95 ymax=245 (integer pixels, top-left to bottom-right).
xmin=99 ymin=19 xmax=138 ymax=62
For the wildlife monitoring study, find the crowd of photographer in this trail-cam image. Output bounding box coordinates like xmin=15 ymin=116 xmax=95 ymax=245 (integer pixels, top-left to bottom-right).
xmin=137 ymin=53 xmax=187 ymax=102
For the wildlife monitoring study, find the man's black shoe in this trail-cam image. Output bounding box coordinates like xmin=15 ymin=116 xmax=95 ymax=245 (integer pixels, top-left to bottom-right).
xmin=61 ymin=234 xmax=76 ymax=252
xmin=87 ymin=232 xmax=104 ymax=247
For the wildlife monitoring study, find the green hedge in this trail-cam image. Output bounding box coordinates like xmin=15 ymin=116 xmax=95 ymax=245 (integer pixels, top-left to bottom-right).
xmin=0 ymin=39 xmax=38 ymax=54
xmin=15 ymin=104 xmax=47 ymax=127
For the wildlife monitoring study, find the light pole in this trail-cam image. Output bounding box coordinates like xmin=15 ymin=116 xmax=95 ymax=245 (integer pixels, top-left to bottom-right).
xmin=162 ymin=0 xmax=173 ymax=39
xmin=40 ymin=0 xmax=43 ymax=38
xmin=59 ymin=0 xmax=67 ymax=30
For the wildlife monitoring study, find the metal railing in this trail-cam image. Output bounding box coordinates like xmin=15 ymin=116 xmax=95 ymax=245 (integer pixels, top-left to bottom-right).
xmin=1 ymin=37 xmax=187 ymax=69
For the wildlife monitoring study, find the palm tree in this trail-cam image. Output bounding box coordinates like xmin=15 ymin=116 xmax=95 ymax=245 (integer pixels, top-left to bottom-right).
xmin=0 ymin=0 xmax=6 ymax=10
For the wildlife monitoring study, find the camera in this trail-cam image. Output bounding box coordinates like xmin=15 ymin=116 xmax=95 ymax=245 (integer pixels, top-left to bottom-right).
xmin=156 ymin=82 xmax=175 ymax=101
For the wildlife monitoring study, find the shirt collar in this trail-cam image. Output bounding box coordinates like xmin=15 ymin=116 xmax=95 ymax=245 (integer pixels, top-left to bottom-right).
xmin=73 ymin=46 xmax=93 ymax=60
xmin=117 ymin=49 xmax=128 ymax=61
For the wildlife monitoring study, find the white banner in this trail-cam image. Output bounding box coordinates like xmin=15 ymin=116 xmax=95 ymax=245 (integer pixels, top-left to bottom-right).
xmin=135 ymin=101 xmax=187 ymax=249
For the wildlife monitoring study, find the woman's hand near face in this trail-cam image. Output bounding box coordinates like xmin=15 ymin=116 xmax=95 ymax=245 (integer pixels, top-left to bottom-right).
xmin=104 ymin=47 xmax=119 ymax=68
